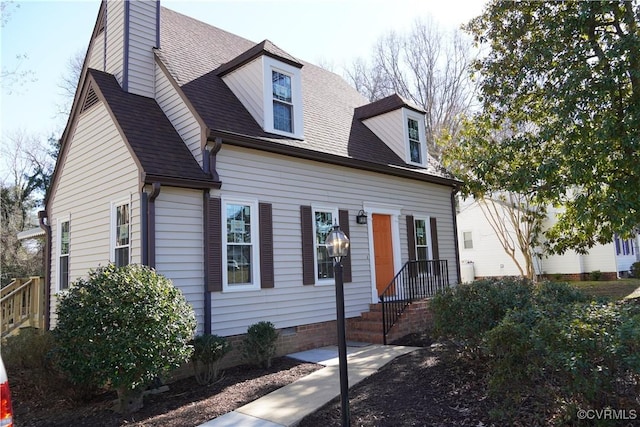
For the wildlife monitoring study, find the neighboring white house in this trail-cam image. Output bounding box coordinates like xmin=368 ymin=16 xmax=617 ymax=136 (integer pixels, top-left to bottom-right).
xmin=40 ymin=0 xmax=461 ymax=351
xmin=457 ymin=197 xmax=639 ymax=281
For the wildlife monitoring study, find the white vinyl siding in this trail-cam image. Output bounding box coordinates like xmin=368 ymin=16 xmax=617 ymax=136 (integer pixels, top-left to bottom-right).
xmin=209 ymin=145 xmax=457 ymax=336
xmin=456 ymin=198 xmax=542 ymax=277
xmin=221 ymin=57 xmax=264 ymax=129
xmin=126 ymin=0 xmax=157 ymax=98
xmin=105 ymin=0 xmax=125 ymax=86
xmin=88 ymin=31 xmax=105 ymax=71
xmin=49 ymin=102 xmax=140 ymax=326
xmin=154 ymin=60 xmax=203 ymax=165
xmin=154 ymin=187 xmax=205 ymax=333
xmin=362 ymin=109 xmax=404 ymax=160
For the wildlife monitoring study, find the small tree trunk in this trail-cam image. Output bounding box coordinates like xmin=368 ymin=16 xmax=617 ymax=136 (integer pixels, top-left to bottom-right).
xmin=115 ymin=386 xmax=144 ymax=414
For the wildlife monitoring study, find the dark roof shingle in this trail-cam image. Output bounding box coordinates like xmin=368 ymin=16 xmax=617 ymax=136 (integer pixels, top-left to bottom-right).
xmin=89 ymin=69 xmax=215 ymax=186
xmin=154 ymin=6 xmax=454 ymax=183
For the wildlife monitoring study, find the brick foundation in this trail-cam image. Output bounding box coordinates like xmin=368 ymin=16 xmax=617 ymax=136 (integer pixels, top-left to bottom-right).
xmin=540 ymin=271 xmax=618 ymax=281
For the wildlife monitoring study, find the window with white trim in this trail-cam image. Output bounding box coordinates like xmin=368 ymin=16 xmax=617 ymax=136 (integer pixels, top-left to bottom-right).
xmin=414 ymin=218 xmax=430 ymax=260
xmin=223 ymin=199 xmax=260 ymax=291
xmin=314 ymin=207 xmax=339 ymax=283
xmin=59 ymin=219 xmax=70 ymax=290
xmin=272 ymin=71 xmax=293 ymax=132
xmin=263 ymin=57 xmax=304 ymax=139
xmin=463 ymin=231 xmax=474 ymax=249
xmin=403 ymin=109 xmax=427 ymax=166
xmin=112 ymin=202 xmax=130 ymax=267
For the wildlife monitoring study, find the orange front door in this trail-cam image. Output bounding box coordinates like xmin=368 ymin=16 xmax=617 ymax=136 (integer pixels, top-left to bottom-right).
xmin=372 ymin=214 xmax=395 ymax=295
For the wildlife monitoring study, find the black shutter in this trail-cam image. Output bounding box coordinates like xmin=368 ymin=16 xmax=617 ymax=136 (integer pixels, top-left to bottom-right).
xmin=406 ymin=215 xmax=416 ymax=261
xmin=406 ymin=215 xmax=417 ymax=277
xmin=338 ymin=209 xmax=352 ymax=283
xmin=430 ymin=217 xmax=439 ymax=260
xmin=259 ymin=203 xmax=274 ymax=289
xmin=205 ymin=196 xmax=222 ymax=292
xmin=300 ymin=206 xmax=315 ymax=285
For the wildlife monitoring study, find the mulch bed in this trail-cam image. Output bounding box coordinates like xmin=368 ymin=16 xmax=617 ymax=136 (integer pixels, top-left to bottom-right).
xmin=12 ymin=333 xmax=498 ymax=427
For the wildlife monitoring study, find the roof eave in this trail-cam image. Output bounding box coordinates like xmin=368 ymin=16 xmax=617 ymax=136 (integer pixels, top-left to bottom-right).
xmin=209 ymin=129 xmax=461 ymax=189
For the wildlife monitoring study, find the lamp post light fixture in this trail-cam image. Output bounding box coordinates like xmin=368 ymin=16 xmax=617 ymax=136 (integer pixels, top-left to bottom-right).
xmin=325 ymin=224 xmax=351 ymax=427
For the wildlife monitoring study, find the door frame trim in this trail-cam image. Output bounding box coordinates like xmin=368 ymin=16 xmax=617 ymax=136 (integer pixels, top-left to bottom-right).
xmin=364 ymin=203 xmax=402 ymax=303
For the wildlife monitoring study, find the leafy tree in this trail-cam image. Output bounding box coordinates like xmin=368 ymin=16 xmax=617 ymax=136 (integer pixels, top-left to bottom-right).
xmin=0 ymin=131 xmax=51 ymax=284
xmin=455 ymin=0 xmax=640 ymax=254
xmin=347 ymin=18 xmax=477 ymax=160
xmin=53 ymin=264 xmax=196 ymax=413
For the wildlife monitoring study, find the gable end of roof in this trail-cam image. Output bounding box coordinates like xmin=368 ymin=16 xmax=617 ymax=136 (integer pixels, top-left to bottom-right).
xmin=217 ymin=39 xmax=303 ymax=77
xmin=355 ymin=93 xmax=425 ymax=121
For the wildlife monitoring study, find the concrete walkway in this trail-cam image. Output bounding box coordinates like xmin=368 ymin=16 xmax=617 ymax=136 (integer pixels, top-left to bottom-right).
xmin=198 ymin=343 xmax=419 ymax=427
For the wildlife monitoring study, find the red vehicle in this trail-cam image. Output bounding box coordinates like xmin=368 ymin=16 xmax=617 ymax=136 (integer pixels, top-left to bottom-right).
xmin=0 ymin=357 xmax=13 ymax=427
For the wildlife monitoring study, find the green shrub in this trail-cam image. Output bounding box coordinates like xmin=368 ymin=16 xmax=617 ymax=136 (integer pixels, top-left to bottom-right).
xmin=1 ymin=327 xmax=54 ymax=370
xmin=241 ymin=321 xmax=278 ymax=368
xmin=589 ymin=270 xmax=602 ymax=281
xmin=53 ymin=264 xmax=196 ymax=413
xmin=431 ymin=277 xmax=534 ymax=347
xmin=631 ymin=261 xmax=640 ymax=278
xmin=191 ymin=334 xmax=231 ymax=385
xmin=485 ymin=299 xmax=640 ymax=423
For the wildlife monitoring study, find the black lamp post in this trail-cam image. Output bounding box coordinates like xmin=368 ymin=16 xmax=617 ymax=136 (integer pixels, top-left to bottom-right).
xmin=326 ymin=224 xmax=351 ymax=427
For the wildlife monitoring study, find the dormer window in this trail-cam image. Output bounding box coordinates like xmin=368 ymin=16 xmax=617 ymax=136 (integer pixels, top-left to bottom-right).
xmin=272 ymin=71 xmax=293 ymax=132
xmin=403 ymin=109 xmax=427 ymax=166
xmin=408 ymin=118 xmax=422 ymax=164
xmin=263 ymin=57 xmax=303 ymax=138
xmin=218 ymin=41 xmax=304 ymax=140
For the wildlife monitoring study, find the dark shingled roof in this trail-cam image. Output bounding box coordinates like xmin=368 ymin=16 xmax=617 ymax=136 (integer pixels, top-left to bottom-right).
xmin=217 ymin=39 xmax=303 ymax=77
xmin=89 ymin=69 xmax=216 ymax=186
xmin=355 ymin=94 xmax=426 ymax=120
xmin=153 ymin=6 xmax=454 ymax=182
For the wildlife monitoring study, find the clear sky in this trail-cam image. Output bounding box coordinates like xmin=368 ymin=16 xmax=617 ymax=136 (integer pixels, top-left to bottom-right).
xmin=0 ymin=0 xmax=486 ymax=144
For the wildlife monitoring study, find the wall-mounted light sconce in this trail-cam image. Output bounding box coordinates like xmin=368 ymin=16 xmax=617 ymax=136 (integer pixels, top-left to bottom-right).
xmin=356 ymin=209 xmax=368 ymax=225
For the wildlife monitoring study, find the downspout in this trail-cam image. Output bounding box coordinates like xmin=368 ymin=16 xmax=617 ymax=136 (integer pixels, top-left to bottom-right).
xmin=38 ymin=210 xmax=52 ymax=331
xmin=203 ymin=190 xmax=211 ymax=335
xmin=450 ymin=188 xmax=461 ymax=284
xmin=141 ymin=192 xmax=148 ymax=266
xmin=147 ymin=183 xmax=161 ymax=268
xmin=203 ymin=136 xmax=222 ymax=335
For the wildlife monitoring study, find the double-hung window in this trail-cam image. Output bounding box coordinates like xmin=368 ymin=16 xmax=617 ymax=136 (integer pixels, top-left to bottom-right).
xmin=408 ymin=118 xmax=422 ymax=164
xmin=314 ymin=208 xmax=338 ymax=283
xmin=414 ymin=218 xmax=430 ymax=260
xmin=263 ymin=57 xmax=304 ymax=139
xmin=272 ymin=71 xmax=293 ymax=133
xmin=463 ymin=231 xmax=474 ymax=249
xmin=223 ymin=199 xmax=260 ymax=291
xmin=112 ymin=202 xmax=130 ymax=267
xmin=404 ymin=109 xmax=426 ymax=166
xmin=59 ymin=220 xmax=70 ymax=290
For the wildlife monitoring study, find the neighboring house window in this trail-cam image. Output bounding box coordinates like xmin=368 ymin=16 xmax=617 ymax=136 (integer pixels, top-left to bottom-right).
xmin=272 ymin=71 xmax=293 ymax=133
xmin=615 ymin=235 xmax=634 ymax=256
xmin=314 ymin=208 xmax=339 ymax=282
xmin=463 ymin=231 xmax=473 ymax=249
xmin=408 ymin=118 xmax=422 ymax=164
xmin=263 ymin=57 xmax=304 ymax=139
xmin=223 ymin=199 xmax=260 ymax=291
xmin=59 ymin=220 xmax=70 ymax=290
xmin=414 ymin=218 xmax=430 ymax=260
xmin=113 ymin=202 xmax=130 ymax=267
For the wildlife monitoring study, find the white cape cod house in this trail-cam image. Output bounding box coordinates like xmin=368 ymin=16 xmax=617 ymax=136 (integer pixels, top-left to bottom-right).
xmin=40 ymin=0 xmax=461 ymax=351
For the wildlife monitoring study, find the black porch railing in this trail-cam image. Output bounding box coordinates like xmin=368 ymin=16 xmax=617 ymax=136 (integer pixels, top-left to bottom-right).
xmin=379 ymin=259 xmax=449 ymax=344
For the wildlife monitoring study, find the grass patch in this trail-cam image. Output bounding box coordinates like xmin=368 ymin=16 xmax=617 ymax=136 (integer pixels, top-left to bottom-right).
xmin=570 ymin=279 xmax=640 ymax=300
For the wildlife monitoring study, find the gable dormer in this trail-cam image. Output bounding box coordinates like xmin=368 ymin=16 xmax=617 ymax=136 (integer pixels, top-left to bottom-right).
xmin=355 ymin=94 xmax=428 ymax=167
xmin=217 ymin=40 xmax=304 ymax=140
